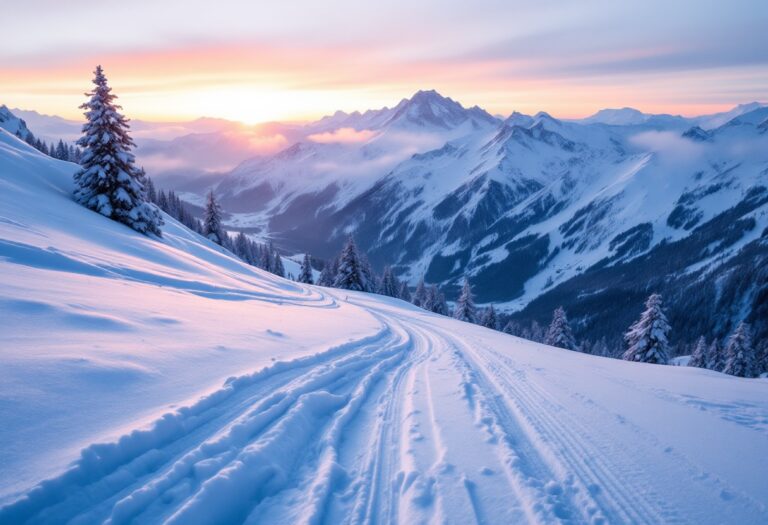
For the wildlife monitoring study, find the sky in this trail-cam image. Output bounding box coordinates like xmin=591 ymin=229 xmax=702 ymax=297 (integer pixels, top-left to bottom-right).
xmin=2 ymin=0 xmax=767 ymax=124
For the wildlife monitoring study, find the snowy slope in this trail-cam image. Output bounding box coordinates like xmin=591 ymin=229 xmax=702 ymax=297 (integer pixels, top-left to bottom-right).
xmin=1 ymin=129 xmax=768 ymax=524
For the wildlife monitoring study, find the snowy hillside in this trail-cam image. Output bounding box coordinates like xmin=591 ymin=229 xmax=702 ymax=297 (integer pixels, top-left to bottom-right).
xmin=1 ymin=128 xmax=768 ymax=524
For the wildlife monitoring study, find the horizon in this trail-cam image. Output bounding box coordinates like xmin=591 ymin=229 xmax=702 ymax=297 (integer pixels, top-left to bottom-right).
xmin=6 ymin=89 xmax=767 ymax=128
xmin=3 ymin=0 xmax=767 ymax=124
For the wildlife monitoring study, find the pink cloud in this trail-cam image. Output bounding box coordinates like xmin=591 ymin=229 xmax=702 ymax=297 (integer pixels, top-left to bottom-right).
xmin=307 ymin=128 xmax=377 ymax=144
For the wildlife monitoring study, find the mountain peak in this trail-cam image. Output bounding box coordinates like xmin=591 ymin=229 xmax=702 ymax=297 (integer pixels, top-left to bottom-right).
xmin=582 ymin=107 xmax=649 ymax=125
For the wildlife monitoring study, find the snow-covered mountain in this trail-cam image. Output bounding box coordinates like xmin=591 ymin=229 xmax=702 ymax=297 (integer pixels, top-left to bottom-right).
xmin=210 ymin=93 xmax=767 ymax=308
xmin=1 ymin=125 xmax=767 ymax=524
xmin=7 ymin=96 xmax=768 ymax=348
xmin=0 ymin=105 xmax=33 ymax=139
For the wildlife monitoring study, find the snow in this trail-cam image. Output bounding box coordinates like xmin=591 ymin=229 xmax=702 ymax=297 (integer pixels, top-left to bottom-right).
xmin=1 ymin=129 xmax=768 ymax=523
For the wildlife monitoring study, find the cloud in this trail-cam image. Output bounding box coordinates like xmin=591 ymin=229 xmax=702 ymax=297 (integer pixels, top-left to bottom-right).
xmin=629 ymin=131 xmax=705 ymax=163
xmin=307 ymin=128 xmax=377 ymax=144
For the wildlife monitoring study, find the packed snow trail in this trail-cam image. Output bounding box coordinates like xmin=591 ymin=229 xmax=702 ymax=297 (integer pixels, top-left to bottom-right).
xmin=2 ymin=131 xmax=768 ymax=524
xmin=3 ymin=291 xmax=768 ymax=524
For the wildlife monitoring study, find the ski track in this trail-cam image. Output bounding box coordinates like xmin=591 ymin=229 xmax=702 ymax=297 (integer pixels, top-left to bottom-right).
xmin=2 ymin=297 xmax=767 ymax=525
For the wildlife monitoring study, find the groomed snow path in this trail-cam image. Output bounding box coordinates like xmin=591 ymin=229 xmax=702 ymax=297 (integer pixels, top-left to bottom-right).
xmin=3 ymin=289 xmax=768 ymax=524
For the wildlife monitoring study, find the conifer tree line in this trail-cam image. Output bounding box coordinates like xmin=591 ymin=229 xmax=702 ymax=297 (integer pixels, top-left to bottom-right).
xmin=17 ymin=128 xmax=84 ymax=163
xmin=497 ymin=290 xmax=766 ymax=378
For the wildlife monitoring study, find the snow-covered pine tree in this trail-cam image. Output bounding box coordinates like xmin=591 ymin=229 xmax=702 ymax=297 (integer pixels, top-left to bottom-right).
xmin=544 ymin=306 xmax=578 ymax=350
xmin=398 ymin=281 xmax=412 ymax=302
xmin=722 ymin=322 xmax=757 ymax=377
xmin=622 ymin=293 xmax=670 ymax=365
xmin=502 ymin=320 xmax=519 ymax=335
xmin=298 ymin=253 xmax=314 ymax=284
xmin=379 ymin=266 xmax=399 ymax=297
xmin=234 ymin=232 xmax=249 ymax=262
xmin=433 ymin=287 xmax=450 ymax=316
xmin=413 ymin=277 xmax=427 ymax=308
xmin=272 ymin=253 xmax=286 ymax=278
xmin=707 ymin=340 xmax=724 ymax=371
xmin=73 ymin=65 xmax=162 ymax=236
xmin=202 ymin=190 xmax=224 ymax=245
xmin=333 ymin=237 xmax=368 ymax=291
xmin=317 ymin=260 xmax=336 ymax=286
xmin=359 ymin=253 xmax=376 ymax=293
xmin=55 ymin=139 xmax=68 ymax=160
xmin=530 ymin=321 xmax=545 ymax=343
xmin=146 ymin=177 xmax=157 ymax=204
xmin=453 ymin=278 xmax=477 ymax=323
xmin=480 ymin=305 xmax=498 ymax=330
xmin=687 ymin=336 xmax=709 ymax=368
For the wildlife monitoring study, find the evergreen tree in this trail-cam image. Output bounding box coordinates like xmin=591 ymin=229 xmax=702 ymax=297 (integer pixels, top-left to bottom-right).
xmin=434 ymin=289 xmax=449 ymax=316
xmin=480 ymin=305 xmax=498 ymax=330
xmin=333 ymin=237 xmax=368 ymax=291
xmin=272 ymin=253 xmax=286 ymax=278
xmin=622 ymin=293 xmax=670 ymax=365
xmin=359 ymin=253 xmax=376 ymax=293
xmin=453 ymin=278 xmax=477 ymax=323
xmin=756 ymin=341 xmax=768 ymax=375
xmin=502 ymin=320 xmax=519 ymax=335
xmin=73 ymin=65 xmax=161 ymax=236
xmin=55 ymin=139 xmax=68 ymax=160
xmin=398 ymin=281 xmax=412 ymax=302
xmin=157 ymin=190 xmax=169 ymax=212
xmin=530 ymin=321 xmax=545 ymax=343
xmin=707 ymin=340 xmax=725 ymax=371
xmin=379 ymin=266 xmax=399 ymax=297
xmin=722 ymin=322 xmax=757 ymax=377
xmin=146 ymin=177 xmax=157 ymax=204
xmin=202 ymin=190 xmax=224 ymax=245
xmin=317 ymin=258 xmax=336 ymax=287
xmin=234 ymin=232 xmax=249 ymax=261
xmin=298 ymin=253 xmax=314 ymax=284
xmin=687 ymin=336 xmax=709 ymax=368
xmin=545 ymin=307 xmax=578 ymax=350
xmin=413 ymin=277 xmax=427 ymax=308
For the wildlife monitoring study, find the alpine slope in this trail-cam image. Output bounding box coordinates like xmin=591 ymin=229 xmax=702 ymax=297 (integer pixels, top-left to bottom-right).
xmin=0 ymin=129 xmax=767 ymax=525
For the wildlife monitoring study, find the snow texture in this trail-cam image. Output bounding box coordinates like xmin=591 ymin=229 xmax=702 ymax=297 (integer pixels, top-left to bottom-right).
xmin=1 ymin=129 xmax=767 ymax=524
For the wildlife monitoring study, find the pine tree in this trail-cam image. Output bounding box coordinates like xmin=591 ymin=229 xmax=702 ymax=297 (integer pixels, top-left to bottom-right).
xmin=398 ymin=281 xmax=412 ymax=302
xmin=434 ymin=289 xmax=449 ymax=316
xmin=707 ymin=340 xmax=725 ymax=371
xmin=688 ymin=336 xmax=709 ymax=368
xmin=73 ymin=66 xmax=161 ymax=236
xmin=545 ymin=307 xmax=577 ymax=350
xmin=146 ymin=177 xmax=157 ymax=204
xmin=359 ymin=253 xmax=376 ymax=293
xmin=203 ymin=190 xmax=224 ymax=245
xmin=480 ymin=305 xmax=498 ymax=330
xmin=413 ymin=277 xmax=427 ymax=308
xmin=722 ymin=322 xmax=757 ymax=377
xmin=453 ymin=278 xmax=477 ymax=323
xmin=379 ymin=266 xmax=399 ymax=297
xmin=622 ymin=293 xmax=670 ymax=365
xmin=272 ymin=253 xmax=286 ymax=278
xmin=55 ymin=139 xmax=68 ymax=160
xmin=756 ymin=341 xmax=768 ymax=376
xmin=298 ymin=253 xmax=314 ymax=284
xmin=333 ymin=237 xmax=368 ymax=291
xmin=502 ymin=320 xmax=519 ymax=335
xmin=317 ymin=258 xmax=336 ymax=286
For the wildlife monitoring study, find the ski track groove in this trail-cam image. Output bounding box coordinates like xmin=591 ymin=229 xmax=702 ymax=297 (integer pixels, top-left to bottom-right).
xmin=3 ymin=299 xmax=761 ymax=524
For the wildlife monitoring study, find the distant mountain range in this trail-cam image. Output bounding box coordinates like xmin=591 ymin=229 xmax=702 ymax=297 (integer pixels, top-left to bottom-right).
xmin=4 ymin=94 xmax=767 ymax=349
